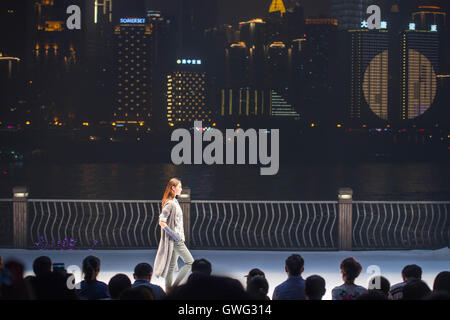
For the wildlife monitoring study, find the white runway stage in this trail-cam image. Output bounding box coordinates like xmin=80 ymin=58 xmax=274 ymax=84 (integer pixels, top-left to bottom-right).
xmin=1 ymin=248 xmax=449 ymax=300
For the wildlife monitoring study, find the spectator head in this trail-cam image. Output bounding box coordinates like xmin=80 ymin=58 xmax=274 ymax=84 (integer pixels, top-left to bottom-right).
xmin=4 ymin=260 xmax=24 ymax=286
xmin=340 ymin=257 xmax=362 ymax=284
xmin=108 ymin=274 xmax=132 ymax=300
xmin=32 ymin=256 xmax=52 ymax=278
xmin=191 ymin=259 xmax=212 ymax=276
xmin=285 ymin=254 xmax=304 ymax=277
xmin=402 ymin=264 xmax=422 ymax=281
xmin=305 ymin=275 xmax=326 ymax=300
xmin=368 ymin=275 xmax=390 ymax=297
xmin=402 ymin=279 xmax=431 ymax=300
xmin=245 ymin=268 xmax=265 ymax=287
xmin=82 ymin=255 xmax=101 ymax=282
xmin=120 ymin=286 xmax=154 ymax=300
xmin=133 ymin=263 xmax=153 ymax=281
xmin=356 ymin=290 xmax=388 ymax=300
xmin=247 ymin=275 xmax=269 ymax=300
xmin=0 ymin=256 xmax=3 ymax=269
xmin=2 ymin=260 xmax=35 ymax=300
xmin=433 ymin=271 xmax=450 ymax=294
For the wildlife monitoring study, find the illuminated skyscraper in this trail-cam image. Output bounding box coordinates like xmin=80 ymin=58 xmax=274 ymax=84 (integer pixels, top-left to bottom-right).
xmin=220 ymin=34 xmax=271 ymax=120
xmin=400 ymin=29 xmax=439 ymax=120
xmin=113 ymin=18 xmax=153 ymax=133
xmin=29 ymin=0 xmax=85 ymax=125
xmin=348 ymin=6 xmax=441 ymax=124
xmin=349 ymin=28 xmax=390 ymax=121
xmin=94 ymin=0 xmax=113 ymax=24
xmin=267 ymin=41 xmax=300 ymax=119
xmin=239 ymin=19 xmax=266 ymax=48
xmin=85 ymin=0 xmax=114 ymax=60
xmin=166 ymin=59 xmax=213 ymax=127
xmin=220 ymin=88 xmax=270 ymax=118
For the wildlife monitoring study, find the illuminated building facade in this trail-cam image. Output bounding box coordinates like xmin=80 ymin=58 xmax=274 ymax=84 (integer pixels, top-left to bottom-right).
xmin=220 ymin=88 xmax=270 ymax=117
xmin=32 ymin=0 xmax=81 ymax=65
xmin=166 ymin=59 xmax=213 ymax=127
xmin=94 ymin=0 xmax=113 ymax=24
xmin=270 ymin=90 xmax=299 ymax=119
xmin=113 ymin=18 xmax=153 ymax=132
xmin=350 ymin=28 xmax=390 ymax=121
xmin=349 ymin=14 xmax=441 ymax=124
xmin=400 ymin=30 xmax=439 ymax=120
xmin=268 ymin=0 xmax=286 ymax=16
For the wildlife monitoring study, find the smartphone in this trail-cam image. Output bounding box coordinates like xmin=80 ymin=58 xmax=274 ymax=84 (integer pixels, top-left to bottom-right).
xmin=53 ymin=262 xmax=65 ymax=273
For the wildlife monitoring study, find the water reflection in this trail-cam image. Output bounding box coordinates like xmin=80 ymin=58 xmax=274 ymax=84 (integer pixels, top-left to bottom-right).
xmin=0 ymin=162 xmax=448 ymax=201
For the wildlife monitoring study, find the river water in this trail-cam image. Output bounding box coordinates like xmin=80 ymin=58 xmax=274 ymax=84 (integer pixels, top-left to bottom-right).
xmin=1 ymin=160 xmax=449 ymax=201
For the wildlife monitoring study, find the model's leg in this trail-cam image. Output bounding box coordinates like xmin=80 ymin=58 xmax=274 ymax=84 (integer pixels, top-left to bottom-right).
xmin=165 ymin=249 xmax=179 ymax=291
xmin=172 ymin=241 xmax=194 ymax=287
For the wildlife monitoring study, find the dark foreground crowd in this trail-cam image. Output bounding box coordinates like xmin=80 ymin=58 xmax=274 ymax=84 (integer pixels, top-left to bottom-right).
xmin=0 ymin=254 xmax=449 ymax=300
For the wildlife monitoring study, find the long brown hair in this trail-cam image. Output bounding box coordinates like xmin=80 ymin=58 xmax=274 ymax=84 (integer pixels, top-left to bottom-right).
xmin=161 ymin=178 xmax=181 ymax=208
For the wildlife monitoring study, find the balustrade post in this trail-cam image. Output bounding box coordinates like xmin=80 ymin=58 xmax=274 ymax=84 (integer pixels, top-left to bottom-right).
xmin=338 ymin=188 xmax=353 ymax=251
xmin=13 ymin=186 xmax=29 ymax=249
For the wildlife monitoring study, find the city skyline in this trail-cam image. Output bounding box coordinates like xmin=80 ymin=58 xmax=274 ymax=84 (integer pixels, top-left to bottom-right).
xmin=0 ymin=0 xmax=448 ymax=137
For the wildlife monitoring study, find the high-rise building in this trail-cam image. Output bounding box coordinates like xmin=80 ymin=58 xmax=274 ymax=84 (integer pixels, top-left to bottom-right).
xmin=113 ymin=18 xmax=153 ymax=133
xmin=0 ymin=0 xmax=28 ymax=59
xmin=412 ymin=0 xmax=446 ymax=29
xmin=285 ymin=2 xmax=305 ymax=40
xmin=146 ymin=10 xmax=177 ymax=132
xmin=166 ymin=58 xmax=213 ymax=127
xmin=348 ymin=2 xmax=441 ymax=125
xmin=85 ymin=0 xmax=113 ymax=60
xmin=239 ymin=19 xmax=266 ymax=48
xmin=300 ymin=18 xmax=339 ymax=123
xmin=267 ymin=41 xmax=300 ymax=120
xmin=400 ymin=29 xmax=439 ymax=120
xmin=83 ymin=0 xmax=115 ymax=122
xmin=330 ymin=0 xmax=372 ymax=31
xmin=29 ymin=0 xmax=85 ymax=126
xmin=220 ymin=88 xmax=271 ymax=118
xmin=219 ymin=33 xmax=271 ymax=121
xmin=0 ymin=55 xmax=22 ymax=125
xmin=349 ymin=28 xmax=390 ymax=122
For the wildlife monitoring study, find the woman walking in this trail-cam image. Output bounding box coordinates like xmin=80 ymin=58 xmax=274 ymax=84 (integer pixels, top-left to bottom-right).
xmin=154 ymin=178 xmax=194 ymax=293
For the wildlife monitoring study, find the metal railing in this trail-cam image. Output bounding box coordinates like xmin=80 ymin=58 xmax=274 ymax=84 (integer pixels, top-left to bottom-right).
xmin=28 ymin=200 xmax=162 ymax=249
xmin=353 ymin=201 xmax=450 ymax=250
xmin=191 ymin=201 xmax=338 ymax=250
xmin=2 ymin=187 xmax=450 ymax=250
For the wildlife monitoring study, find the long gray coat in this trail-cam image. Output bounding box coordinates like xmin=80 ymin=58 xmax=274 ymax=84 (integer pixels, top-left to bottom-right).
xmin=153 ymin=199 xmax=178 ymax=278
